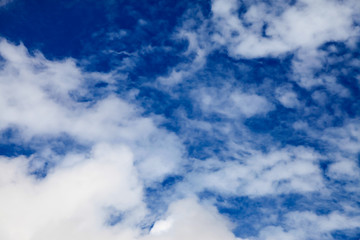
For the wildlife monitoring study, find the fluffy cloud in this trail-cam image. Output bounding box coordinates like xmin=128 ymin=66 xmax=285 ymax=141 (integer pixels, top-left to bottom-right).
xmin=1 ymin=0 xmax=360 ymax=238
xmin=0 ymin=151 xmax=243 ymax=240
xmin=0 ymin=39 xmax=245 ymax=240
xmin=0 ymin=144 xmax=143 ymax=240
xmin=146 ymin=198 xmax=244 ymax=240
xmin=0 ymin=39 xmax=184 ymax=182
xmin=211 ymin=0 xmax=359 ymax=58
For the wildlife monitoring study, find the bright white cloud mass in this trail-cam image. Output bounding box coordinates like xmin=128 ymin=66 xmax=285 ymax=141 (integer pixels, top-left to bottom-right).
xmin=0 ymin=0 xmax=360 ymax=239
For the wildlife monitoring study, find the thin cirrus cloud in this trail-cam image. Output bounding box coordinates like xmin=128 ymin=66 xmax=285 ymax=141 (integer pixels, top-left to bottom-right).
xmin=0 ymin=0 xmax=360 ymax=240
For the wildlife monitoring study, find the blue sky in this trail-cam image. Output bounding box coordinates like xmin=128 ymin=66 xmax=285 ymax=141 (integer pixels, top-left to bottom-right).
xmin=0 ymin=0 xmax=360 ymax=239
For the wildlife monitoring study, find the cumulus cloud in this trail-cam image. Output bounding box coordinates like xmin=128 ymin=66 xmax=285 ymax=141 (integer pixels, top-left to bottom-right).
xmin=0 ymin=152 xmax=245 ymax=240
xmin=0 ymin=39 xmax=184 ymax=182
xmin=211 ymin=0 xmax=359 ymax=58
xmin=1 ymin=0 xmax=360 ymax=238
xmin=0 ymin=151 xmax=243 ymax=240
xmin=0 ymin=145 xmax=143 ymax=240
xmin=146 ymin=198 xmax=244 ymax=240
xmin=0 ymin=39 xmax=246 ymax=240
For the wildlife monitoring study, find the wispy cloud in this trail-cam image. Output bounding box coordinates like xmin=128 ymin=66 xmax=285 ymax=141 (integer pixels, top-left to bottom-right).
xmin=1 ymin=0 xmax=360 ymax=239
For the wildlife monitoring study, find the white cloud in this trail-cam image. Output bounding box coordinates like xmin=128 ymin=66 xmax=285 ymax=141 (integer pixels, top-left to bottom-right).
xmin=292 ymin=48 xmax=352 ymax=97
xmin=0 ymin=39 xmax=184 ymax=183
xmin=311 ymin=90 xmax=328 ymax=106
xmin=323 ymin=121 xmax=360 ymax=154
xmin=275 ymin=85 xmax=300 ymax=108
xmin=0 ymin=151 xmax=245 ymax=240
xmin=184 ymin=146 xmax=324 ymax=197
xmin=258 ymin=226 xmax=298 ymax=240
xmin=211 ymin=0 xmax=359 ymax=58
xmin=259 ymin=211 xmax=360 ymax=240
xmin=328 ymin=158 xmax=359 ymax=180
xmin=230 ymin=92 xmax=273 ymax=117
xmin=195 ymin=86 xmax=274 ymax=118
xmin=0 ymin=144 xmax=144 ymax=240
xmin=0 ymin=39 xmax=247 ymax=240
xmin=292 ymin=119 xmax=360 ymax=184
xmin=321 ymin=121 xmax=360 ymax=183
xmin=156 ymin=9 xmax=211 ymax=86
xmin=1 ymin=0 xmax=359 ymax=235
xmin=146 ymin=198 xmax=245 ymax=240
